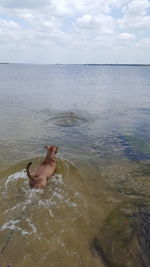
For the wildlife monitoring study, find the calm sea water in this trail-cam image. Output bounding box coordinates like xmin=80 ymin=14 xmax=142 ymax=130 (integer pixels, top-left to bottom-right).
xmin=0 ymin=64 xmax=150 ymax=267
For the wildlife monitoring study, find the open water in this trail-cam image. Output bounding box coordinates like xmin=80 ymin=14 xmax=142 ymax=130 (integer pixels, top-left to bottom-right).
xmin=0 ymin=64 xmax=150 ymax=267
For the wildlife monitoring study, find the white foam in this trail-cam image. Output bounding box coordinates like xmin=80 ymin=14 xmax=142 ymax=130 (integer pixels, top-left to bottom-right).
xmin=28 ymin=188 xmax=44 ymax=197
xmin=38 ymin=199 xmax=56 ymax=207
xmin=3 ymin=203 xmax=22 ymax=215
xmin=1 ymin=219 xmax=21 ymax=231
xmin=2 ymin=170 xmax=80 ymax=233
xmin=48 ymin=209 xmax=54 ymax=218
xmin=52 ymin=191 xmax=64 ymax=201
xmin=0 ymin=218 xmax=37 ymax=236
xmin=5 ymin=169 xmax=27 ymax=188
xmin=64 ymin=200 xmax=78 ymax=208
xmin=51 ymin=174 xmax=64 ymax=185
xmin=26 ymin=218 xmax=37 ymax=234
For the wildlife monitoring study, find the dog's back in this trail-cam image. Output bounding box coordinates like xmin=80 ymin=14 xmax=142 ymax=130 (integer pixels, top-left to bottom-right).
xmin=26 ymin=146 xmax=58 ymax=189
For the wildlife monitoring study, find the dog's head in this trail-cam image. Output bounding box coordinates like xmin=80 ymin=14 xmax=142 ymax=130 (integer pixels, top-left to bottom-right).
xmin=45 ymin=145 xmax=58 ymax=154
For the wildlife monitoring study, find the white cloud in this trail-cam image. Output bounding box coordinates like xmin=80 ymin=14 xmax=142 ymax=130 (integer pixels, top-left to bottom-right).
xmin=0 ymin=0 xmax=149 ymax=63
xmin=76 ymin=14 xmax=92 ymax=26
xmin=118 ymin=15 xmax=150 ymax=30
xmin=108 ymin=0 xmax=130 ymax=8
xmin=118 ymin=0 xmax=150 ymax=30
xmin=0 ymin=18 xmax=20 ymax=29
xmin=76 ymin=14 xmax=116 ymax=34
xmin=0 ymin=0 xmax=50 ymax=9
xmin=136 ymin=38 xmax=150 ymax=48
xmin=0 ymin=18 xmax=24 ymax=43
xmin=118 ymin=33 xmax=135 ymax=41
xmin=123 ymin=0 xmax=150 ymax=16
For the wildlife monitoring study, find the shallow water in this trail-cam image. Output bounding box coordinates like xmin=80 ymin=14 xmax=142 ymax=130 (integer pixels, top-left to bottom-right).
xmin=0 ymin=64 xmax=150 ymax=266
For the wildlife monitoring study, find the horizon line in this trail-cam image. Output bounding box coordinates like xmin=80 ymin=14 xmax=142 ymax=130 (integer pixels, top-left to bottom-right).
xmin=0 ymin=62 xmax=150 ymax=66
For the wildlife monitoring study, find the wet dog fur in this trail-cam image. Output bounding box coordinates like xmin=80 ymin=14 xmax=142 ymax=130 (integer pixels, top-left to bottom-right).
xmin=26 ymin=146 xmax=58 ymax=189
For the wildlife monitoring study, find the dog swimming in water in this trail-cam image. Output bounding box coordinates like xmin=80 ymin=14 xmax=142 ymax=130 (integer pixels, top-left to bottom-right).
xmin=26 ymin=146 xmax=58 ymax=189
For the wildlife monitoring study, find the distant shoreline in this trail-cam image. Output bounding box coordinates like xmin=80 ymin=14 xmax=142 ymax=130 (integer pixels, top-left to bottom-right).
xmin=84 ymin=64 xmax=150 ymax=66
xmin=0 ymin=63 xmax=150 ymax=66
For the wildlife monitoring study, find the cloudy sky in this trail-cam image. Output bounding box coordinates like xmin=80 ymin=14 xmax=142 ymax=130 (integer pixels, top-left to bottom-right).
xmin=0 ymin=0 xmax=150 ymax=64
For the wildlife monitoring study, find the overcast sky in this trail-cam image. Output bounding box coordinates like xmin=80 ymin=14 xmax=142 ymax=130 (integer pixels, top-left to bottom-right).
xmin=0 ymin=0 xmax=150 ymax=64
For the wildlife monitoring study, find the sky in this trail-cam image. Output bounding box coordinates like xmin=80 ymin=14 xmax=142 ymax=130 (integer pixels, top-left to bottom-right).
xmin=0 ymin=0 xmax=150 ymax=64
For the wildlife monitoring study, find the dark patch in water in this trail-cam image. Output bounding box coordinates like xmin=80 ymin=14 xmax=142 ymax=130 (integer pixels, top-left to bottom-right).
xmin=118 ymin=135 xmax=150 ymax=161
xmin=92 ymin=200 xmax=150 ymax=267
xmin=131 ymin=163 xmax=150 ymax=177
xmin=138 ymin=108 xmax=150 ymax=115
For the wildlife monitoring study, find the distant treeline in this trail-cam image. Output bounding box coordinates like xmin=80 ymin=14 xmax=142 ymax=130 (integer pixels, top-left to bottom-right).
xmin=84 ymin=64 xmax=150 ymax=66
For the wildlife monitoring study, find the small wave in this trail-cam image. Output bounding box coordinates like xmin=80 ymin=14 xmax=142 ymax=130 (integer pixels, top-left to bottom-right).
xmin=0 ymin=217 xmax=37 ymax=236
xmin=1 ymin=168 xmax=80 ymax=242
xmin=51 ymin=174 xmax=64 ymax=185
xmin=3 ymin=202 xmax=22 ymax=215
xmin=5 ymin=169 xmax=27 ymax=189
xmin=48 ymin=112 xmax=88 ymax=128
xmin=1 ymin=219 xmax=21 ymax=231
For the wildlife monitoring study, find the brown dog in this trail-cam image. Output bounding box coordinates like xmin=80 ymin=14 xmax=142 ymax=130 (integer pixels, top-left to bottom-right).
xmin=26 ymin=146 xmax=58 ymax=189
